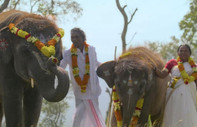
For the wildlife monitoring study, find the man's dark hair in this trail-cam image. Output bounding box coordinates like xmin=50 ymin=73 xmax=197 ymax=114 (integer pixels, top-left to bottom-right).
xmin=71 ymin=27 xmax=86 ymax=42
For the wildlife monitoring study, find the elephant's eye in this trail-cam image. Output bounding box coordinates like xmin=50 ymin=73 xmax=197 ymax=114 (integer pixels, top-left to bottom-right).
xmin=133 ymin=80 xmax=138 ymax=85
xmin=22 ymin=48 xmax=30 ymax=54
xmin=123 ymin=80 xmax=127 ymax=84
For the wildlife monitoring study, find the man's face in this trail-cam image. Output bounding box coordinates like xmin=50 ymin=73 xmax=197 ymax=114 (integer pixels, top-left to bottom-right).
xmin=178 ymin=45 xmax=191 ymax=62
xmin=71 ymin=31 xmax=84 ymax=49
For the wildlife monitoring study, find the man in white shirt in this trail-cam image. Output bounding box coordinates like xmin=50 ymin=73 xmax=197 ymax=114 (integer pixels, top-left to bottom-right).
xmin=60 ymin=28 xmax=106 ymax=127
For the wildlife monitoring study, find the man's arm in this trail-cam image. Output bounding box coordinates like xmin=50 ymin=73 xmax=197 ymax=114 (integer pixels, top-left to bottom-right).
xmin=195 ymin=80 xmax=197 ymax=90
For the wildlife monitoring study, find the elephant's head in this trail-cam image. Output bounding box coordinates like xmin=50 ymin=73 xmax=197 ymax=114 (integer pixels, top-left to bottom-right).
xmin=97 ymin=47 xmax=162 ymax=126
xmin=0 ymin=10 xmax=69 ymax=102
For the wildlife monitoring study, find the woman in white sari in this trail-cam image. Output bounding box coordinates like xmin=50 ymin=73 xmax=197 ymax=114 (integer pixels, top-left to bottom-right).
xmin=155 ymin=44 xmax=197 ymax=127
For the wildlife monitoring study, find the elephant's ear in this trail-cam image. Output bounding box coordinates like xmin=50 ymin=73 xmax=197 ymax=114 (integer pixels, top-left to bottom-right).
xmin=97 ymin=61 xmax=116 ymax=88
xmin=0 ymin=27 xmax=12 ymax=64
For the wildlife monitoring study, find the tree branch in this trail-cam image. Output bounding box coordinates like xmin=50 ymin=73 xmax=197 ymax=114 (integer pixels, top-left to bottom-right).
xmin=115 ymin=0 xmax=138 ymax=52
xmin=30 ymin=0 xmax=39 ymax=13
xmin=51 ymin=0 xmax=54 ymax=10
xmin=128 ymin=8 xmax=138 ymax=24
xmin=13 ymin=0 xmax=20 ymax=9
xmin=0 ymin=0 xmax=11 ymax=13
xmin=116 ymin=0 xmax=128 ymax=22
xmin=123 ymin=5 xmax=127 ymax=10
xmin=116 ymin=0 xmax=128 ymax=52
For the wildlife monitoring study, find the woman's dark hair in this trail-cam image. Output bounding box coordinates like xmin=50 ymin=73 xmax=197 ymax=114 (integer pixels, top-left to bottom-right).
xmin=177 ymin=44 xmax=192 ymax=55
xmin=71 ymin=27 xmax=86 ymax=42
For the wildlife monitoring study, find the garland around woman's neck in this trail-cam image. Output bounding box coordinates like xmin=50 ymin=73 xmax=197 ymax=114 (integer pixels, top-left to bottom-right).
xmin=177 ymin=56 xmax=197 ymax=84
xmin=71 ymin=42 xmax=90 ymax=93
xmin=8 ymin=23 xmax=64 ymax=63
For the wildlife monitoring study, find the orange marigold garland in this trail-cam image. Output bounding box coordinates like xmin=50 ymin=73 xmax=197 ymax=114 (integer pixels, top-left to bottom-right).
xmin=71 ymin=42 xmax=90 ymax=93
xmin=8 ymin=23 xmax=64 ymax=63
xmin=112 ymin=86 xmax=144 ymax=127
xmin=177 ymin=56 xmax=197 ymax=84
xmin=130 ymin=97 xmax=144 ymax=127
xmin=170 ymin=77 xmax=181 ymax=89
xmin=112 ymin=86 xmax=122 ymax=127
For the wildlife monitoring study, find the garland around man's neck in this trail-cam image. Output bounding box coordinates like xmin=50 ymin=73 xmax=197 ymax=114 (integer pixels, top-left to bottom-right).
xmin=71 ymin=42 xmax=90 ymax=93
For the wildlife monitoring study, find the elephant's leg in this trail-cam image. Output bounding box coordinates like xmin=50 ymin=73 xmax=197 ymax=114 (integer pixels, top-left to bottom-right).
xmin=0 ymin=102 xmax=3 ymax=127
xmin=2 ymin=77 xmax=23 ymax=127
xmin=23 ymin=86 xmax=42 ymax=127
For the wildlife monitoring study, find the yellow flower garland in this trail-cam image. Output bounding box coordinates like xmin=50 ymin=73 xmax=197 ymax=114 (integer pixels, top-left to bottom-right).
xmin=177 ymin=56 xmax=197 ymax=84
xmin=112 ymin=86 xmax=122 ymax=127
xmin=112 ymin=86 xmax=144 ymax=127
xmin=130 ymin=98 xmax=144 ymax=127
xmin=170 ymin=77 xmax=180 ymax=88
xmin=8 ymin=23 xmax=64 ymax=63
xmin=71 ymin=42 xmax=90 ymax=93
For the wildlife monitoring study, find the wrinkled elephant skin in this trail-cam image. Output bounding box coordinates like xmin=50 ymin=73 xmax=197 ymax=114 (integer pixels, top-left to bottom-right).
xmin=0 ymin=10 xmax=69 ymax=127
xmin=97 ymin=47 xmax=169 ymax=127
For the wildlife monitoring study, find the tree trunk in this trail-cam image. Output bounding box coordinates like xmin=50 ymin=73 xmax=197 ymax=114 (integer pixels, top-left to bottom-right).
xmin=115 ymin=0 xmax=138 ymax=53
xmin=0 ymin=0 xmax=10 ymax=13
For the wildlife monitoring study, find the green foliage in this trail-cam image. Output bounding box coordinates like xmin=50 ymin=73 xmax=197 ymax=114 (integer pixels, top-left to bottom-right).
xmin=179 ymin=0 xmax=197 ymax=47
xmin=146 ymin=36 xmax=197 ymax=63
xmin=38 ymin=99 xmax=69 ymax=127
xmin=36 ymin=0 xmax=82 ymax=20
xmin=0 ymin=0 xmax=83 ymax=20
xmin=146 ymin=36 xmax=180 ymax=62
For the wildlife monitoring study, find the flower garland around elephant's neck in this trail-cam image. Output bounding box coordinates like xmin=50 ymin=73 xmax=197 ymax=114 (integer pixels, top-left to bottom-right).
xmin=8 ymin=23 xmax=64 ymax=63
xmin=177 ymin=56 xmax=197 ymax=84
xmin=112 ymin=86 xmax=122 ymax=127
xmin=112 ymin=86 xmax=144 ymax=127
xmin=130 ymin=97 xmax=144 ymax=127
xmin=71 ymin=42 xmax=90 ymax=93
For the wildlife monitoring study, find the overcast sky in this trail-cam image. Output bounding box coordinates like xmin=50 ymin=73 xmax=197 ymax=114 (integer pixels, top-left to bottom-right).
xmin=60 ymin=0 xmax=190 ymax=62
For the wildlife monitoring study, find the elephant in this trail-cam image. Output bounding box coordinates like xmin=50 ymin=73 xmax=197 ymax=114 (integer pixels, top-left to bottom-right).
xmin=97 ymin=47 xmax=170 ymax=127
xmin=0 ymin=10 xmax=70 ymax=127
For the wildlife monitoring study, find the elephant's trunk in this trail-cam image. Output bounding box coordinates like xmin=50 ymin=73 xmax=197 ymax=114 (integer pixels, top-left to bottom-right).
xmin=36 ymin=59 xmax=69 ymax=102
xmin=122 ymin=97 xmax=137 ymax=127
xmin=41 ymin=66 xmax=69 ymax=102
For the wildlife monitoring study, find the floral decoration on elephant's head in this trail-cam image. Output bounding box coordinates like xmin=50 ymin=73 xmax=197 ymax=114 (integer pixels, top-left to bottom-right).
xmin=0 ymin=39 xmax=8 ymax=51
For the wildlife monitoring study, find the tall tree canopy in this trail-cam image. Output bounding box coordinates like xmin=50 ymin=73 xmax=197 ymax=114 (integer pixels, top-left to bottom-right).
xmin=146 ymin=36 xmax=197 ymax=62
xmin=179 ymin=0 xmax=197 ymax=47
xmin=0 ymin=0 xmax=82 ymax=20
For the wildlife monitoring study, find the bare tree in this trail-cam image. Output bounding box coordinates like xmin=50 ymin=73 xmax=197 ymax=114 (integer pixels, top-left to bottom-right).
xmin=116 ymin=0 xmax=137 ymax=53
xmin=30 ymin=0 xmax=39 ymax=13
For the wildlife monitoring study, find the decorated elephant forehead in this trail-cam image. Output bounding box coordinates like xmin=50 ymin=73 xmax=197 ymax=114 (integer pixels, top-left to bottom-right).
xmin=117 ymin=73 xmax=138 ymax=86
xmin=115 ymin=59 xmax=142 ymax=73
xmin=0 ymin=39 xmax=8 ymax=51
xmin=38 ymin=33 xmax=50 ymax=44
xmin=9 ymin=23 xmax=64 ymax=63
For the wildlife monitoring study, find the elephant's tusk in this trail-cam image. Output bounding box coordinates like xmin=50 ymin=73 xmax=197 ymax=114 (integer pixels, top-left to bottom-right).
xmin=54 ymin=76 xmax=58 ymax=89
xmin=31 ymin=78 xmax=34 ymax=88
